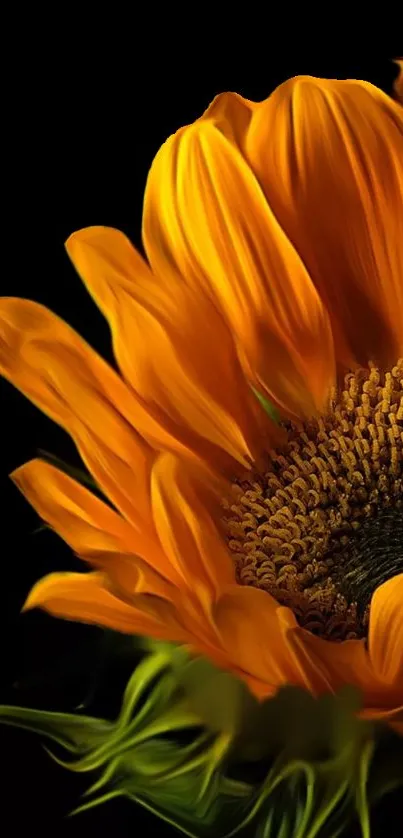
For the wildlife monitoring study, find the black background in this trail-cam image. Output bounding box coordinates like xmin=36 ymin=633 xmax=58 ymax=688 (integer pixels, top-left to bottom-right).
xmin=1 ymin=50 xmax=402 ymax=836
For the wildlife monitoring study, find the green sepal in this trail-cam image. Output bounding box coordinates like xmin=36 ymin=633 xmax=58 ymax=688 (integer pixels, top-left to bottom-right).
xmin=172 ymin=655 xmax=253 ymax=738
xmin=251 ymin=387 xmax=281 ymax=424
xmin=1 ymin=643 xmax=402 ymax=838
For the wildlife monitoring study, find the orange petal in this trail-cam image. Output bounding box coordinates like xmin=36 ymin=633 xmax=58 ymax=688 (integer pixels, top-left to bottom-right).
xmin=11 ymin=458 xmax=181 ymax=591
xmin=290 ymin=620 xmax=403 ymax=715
xmin=151 ymin=453 xmax=235 ymax=604
xmin=212 ymin=585 xmax=330 ymax=696
xmin=290 ymin=629 xmax=376 ymax=694
xmin=143 ymin=121 xmax=335 ymax=422
xmin=66 ymin=226 xmax=266 ymax=471
xmin=0 ymin=298 xmax=195 ymax=531
xmin=393 ymin=58 xmax=403 ymax=103
xmin=12 ymin=459 xmax=140 ymax=553
xmin=243 ymin=75 xmax=403 ymax=370
xmin=211 ymin=582 xmax=403 ymax=716
xmin=198 ymin=91 xmax=257 ymax=147
xmin=23 ymin=571 xmax=189 ymax=643
xmin=367 ymin=574 xmax=403 ymax=687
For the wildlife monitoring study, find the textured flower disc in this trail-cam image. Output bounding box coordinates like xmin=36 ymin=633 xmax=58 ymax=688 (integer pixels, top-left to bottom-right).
xmin=222 ymin=360 xmax=403 ymax=640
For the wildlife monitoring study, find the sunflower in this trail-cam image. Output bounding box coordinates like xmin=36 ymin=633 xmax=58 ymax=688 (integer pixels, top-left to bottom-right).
xmin=1 ymin=67 xmax=402 ymax=734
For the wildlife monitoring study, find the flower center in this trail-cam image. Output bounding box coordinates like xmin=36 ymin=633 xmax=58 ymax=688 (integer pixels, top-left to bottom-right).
xmin=222 ymin=360 xmax=403 ymax=640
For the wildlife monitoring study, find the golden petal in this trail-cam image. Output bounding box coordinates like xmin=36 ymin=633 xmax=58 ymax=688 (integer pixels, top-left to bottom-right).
xmin=22 ymin=570 xmax=189 ymax=643
xmin=0 ymin=298 xmax=195 ymax=529
xmin=143 ymin=122 xmax=335 ymax=422
xmin=12 ymin=458 xmax=181 ymax=590
xmin=243 ymin=75 xmax=403 ymax=370
xmin=291 ymin=629 xmax=377 ymax=695
xmin=151 ymin=452 xmax=235 ymax=602
xmin=212 ymin=584 xmax=331 ymax=696
xmin=367 ymin=574 xmax=403 ymax=687
xmin=198 ymin=90 xmax=257 ymax=147
xmin=12 ymin=458 xmax=140 ymax=553
xmin=291 ymin=614 xmax=403 ymax=715
xmin=66 ymin=226 xmax=264 ymax=471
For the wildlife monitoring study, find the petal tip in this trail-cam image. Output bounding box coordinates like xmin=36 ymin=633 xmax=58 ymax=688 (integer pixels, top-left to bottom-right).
xmin=21 ymin=587 xmax=39 ymax=613
xmin=65 ymin=226 xmax=107 ymax=252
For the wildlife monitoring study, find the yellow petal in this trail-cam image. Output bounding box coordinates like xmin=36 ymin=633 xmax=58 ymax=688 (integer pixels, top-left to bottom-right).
xmin=0 ymin=298 xmax=196 ymax=530
xmin=198 ymin=91 xmax=257 ymax=147
xmin=212 ymin=585 xmax=330 ymax=696
xmin=367 ymin=574 xmax=403 ymax=686
xmin=11 ymin=458 xmax=181 ymax=590
xmin=151 ymin=453 xmax=235 ymax=603
xmin=244 ymin=76 xmax=403 ymax=370
xmin=23 ymin=571 xmax=189 ymax=643
xmin=143 ymin=121 xmax=335 ymax=422
xmin=66 ymin=226 xmax=266 ymax=471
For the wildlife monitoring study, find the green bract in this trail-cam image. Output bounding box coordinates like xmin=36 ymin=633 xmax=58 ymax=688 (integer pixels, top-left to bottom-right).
xmin=1 ymin=642 xmax=402 ymax=837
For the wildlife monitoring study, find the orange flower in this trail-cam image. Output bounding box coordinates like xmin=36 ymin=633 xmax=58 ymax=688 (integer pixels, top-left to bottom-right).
xmin=143 ymin=65 xmax=403 ymax=421
xmin=1 ymin=66 xmax=403 ymax=732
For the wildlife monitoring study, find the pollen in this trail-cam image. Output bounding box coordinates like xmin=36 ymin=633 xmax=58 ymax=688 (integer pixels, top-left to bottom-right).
xmin=222 ymin=360 xmax=403 ymax=640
